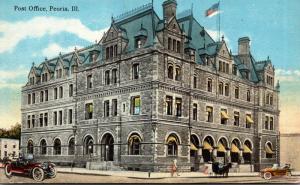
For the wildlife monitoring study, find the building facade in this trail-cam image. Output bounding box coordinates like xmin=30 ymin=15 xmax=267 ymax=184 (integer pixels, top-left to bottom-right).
xmin=21 ymin=0 xmax=280 ymax=172
xmin=0 ymin=138 xmax=19 ymax=159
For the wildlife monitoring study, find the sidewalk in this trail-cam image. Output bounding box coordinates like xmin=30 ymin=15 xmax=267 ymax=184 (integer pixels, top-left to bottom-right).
xmin=57 ymin=167 xmax=262 ymax=179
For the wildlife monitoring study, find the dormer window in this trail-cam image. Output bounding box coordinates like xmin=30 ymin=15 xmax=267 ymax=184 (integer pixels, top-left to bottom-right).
xmin=56 ymin=69 xmax=62 ymax=79
xmin=106 ymin=44 xmax=117 ymax=60
xmin=135 ymin=24 xmax=147 ymax=49
xmin=136 ymin=39 xmax=142 ymax=49
xmin=71 ymin=65 xmax=78 ymax=74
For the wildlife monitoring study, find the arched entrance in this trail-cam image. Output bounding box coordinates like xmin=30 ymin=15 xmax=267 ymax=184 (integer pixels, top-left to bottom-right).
xmin=203 ymin=136 xmax=214 ymax=162
xmin=128 ymin=133 xmax=142 ymax=155
xmin=101 ymin=133 xmax=114 ymax=161
xmin=190 ymin=135 xmax=199 ymax=157
xmin=243 ymin=140 xmax=252 ymax=163
xmin=217 ymin=137 xmax=228 ymax=163
xmin=166 ymin=133 xmax=180 ymax=156
xmin=231 ymin=139 xmax=241 ymax=163
xmin=27 ymin=140 xmax=34 ymax=154
xmin=84 ymin=135 xmax=94 ymax=155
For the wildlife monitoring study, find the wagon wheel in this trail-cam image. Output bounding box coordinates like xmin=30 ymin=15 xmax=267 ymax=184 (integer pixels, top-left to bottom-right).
xmin=263 ymin=172 xmax=272 ymax=180
xmin=32 ymin=167 xmax=45 ymax=181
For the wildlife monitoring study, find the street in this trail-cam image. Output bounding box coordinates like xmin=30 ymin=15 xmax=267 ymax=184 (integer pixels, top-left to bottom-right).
xmin=0 ymin=169 xmax=300 ymax=183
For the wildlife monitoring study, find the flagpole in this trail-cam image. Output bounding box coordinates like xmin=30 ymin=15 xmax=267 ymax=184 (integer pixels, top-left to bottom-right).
xmin=218 ymin=0 xmax=221 ymax=42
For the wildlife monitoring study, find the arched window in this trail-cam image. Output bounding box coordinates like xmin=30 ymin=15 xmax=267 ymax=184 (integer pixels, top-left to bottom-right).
xmin=243 ymin=140 xmax=252 ymax=164
xmin=247 ymin=90 xmax=251 ymax=102
xmin=27 ymin=140 xmax=34 ymax=154
xmin=53 ymin=138 xmax=61 ymax=155
xmin=128 ymin=134 xmax=142 ymax=155
xmin=167 ymin=134 xmax=179 ymax=156
xmin=225 ymin=84 xmax=229 ymax=96
xmin=175 ymin=67 xmax=181 ymax=81
xmin=190 ymin=135 xmax=199 ymax=157
xmin=101 ymin=133 xmax=114 ymax=161
xmin=217 ymin=138 xmax=228 ymax=159
xmin=265 ymin=142 xmax=274 ymax=158
xmin=207 ymin=78 xmax=212 ymax=92
xmin=168 ymin=65 xmax=173 ymax=79
xmin=203 ymin=136 xmax=214 ymax=162
xmin=84 ymin=136 xmax=94 ymax=155
xmin=231 ymin=139 xmax=241 ymax=163
xmin=68 ymin=138 xmax=75 ymax=155
xmin=219 ymin=82 xmax=224 ymax=95
xmin=40 ymin=139 xmax=47 ymax=155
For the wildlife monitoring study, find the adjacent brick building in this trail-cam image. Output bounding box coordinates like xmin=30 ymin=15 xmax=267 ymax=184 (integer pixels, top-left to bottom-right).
xmin=21 ymin=0 xmax=280 ymax=172
xmin=0 ymin=138 xmax=19 ymax=159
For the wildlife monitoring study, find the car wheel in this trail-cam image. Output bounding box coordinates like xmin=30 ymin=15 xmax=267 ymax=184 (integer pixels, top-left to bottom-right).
xmin=263 ymin=172 xmax=272 ymax=180
xmin=32 ymin=167 xmax=45 ymax=181
xmin=49 ymin=167 xmax=57 ymax=178
xmin=4 ymin=164 xmax=12 ymax=178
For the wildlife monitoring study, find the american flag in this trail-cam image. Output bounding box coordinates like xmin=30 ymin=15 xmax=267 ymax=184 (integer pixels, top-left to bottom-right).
xmin=205 ymin=2 xmax=220 ymax=17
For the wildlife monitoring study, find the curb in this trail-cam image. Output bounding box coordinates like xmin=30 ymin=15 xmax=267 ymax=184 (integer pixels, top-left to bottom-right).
xmin=58 ymin=171 xmax=111 ymax=176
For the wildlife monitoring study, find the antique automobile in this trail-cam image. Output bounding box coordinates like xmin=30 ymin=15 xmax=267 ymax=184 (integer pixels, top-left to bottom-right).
xmin=260 ymin=164 xmax=292 ymax=180
xmin=4 ymin=154 xmax=57 ymax=181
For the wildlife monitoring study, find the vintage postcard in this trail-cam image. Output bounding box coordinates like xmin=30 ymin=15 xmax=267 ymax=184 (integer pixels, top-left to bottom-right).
xmin=0 ymin=0 xmax=299 ymax=184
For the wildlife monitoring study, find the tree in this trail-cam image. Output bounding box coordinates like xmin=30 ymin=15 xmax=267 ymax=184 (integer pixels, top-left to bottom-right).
xmin=0 ymin=123 xmax=21 ymax=139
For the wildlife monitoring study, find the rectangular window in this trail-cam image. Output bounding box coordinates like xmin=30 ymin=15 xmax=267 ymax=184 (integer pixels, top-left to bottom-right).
xmin=44 ymin=113 xmax=48 ymax=126
xmin=69 ymin=84 xmax=73 ymax=97
xmin=234 ymin=112 xmax=240 ymax=126
xmin=166 ymin=96 xmax=173 ymax=115
xmin=87 ymin=75 xmax=93 ymax=88
xmin=27 ymin=115 xmax=31 ymax=128
xmin=59 ymin=110 xmax=63 ymax=125
xmin=225 ymin=84 xmax=229 ymax=96
xmin=54 ymin=88 xmax=58 ymax=99
xmin=220 ymin=109 xmax=228 ymax=125
xmin=39 ymin=113 xmax=43 ymax=127
xmin=168 ymin=37 xmax=172 ymax=50
xmin=114 ymin=45 xmax=118 ymax=57
xmin=270 ymin=117 xmax=274 ymax=130
xmin=32 ymin=115 xmax=35 ymax=128
xmin=69 ymin=109 xmax=73 ymax=124
xmin=206 ymin=106 xmax=213 ymax=122
xmin=105 ymin=70 xmax=110 ymax=85
xmin=112 ymin=69 xmax=117 ymax=84
xmin=132 ymin=64 xmax=139 ymax=80
xmin=132 ymin=96 xmax=141 ymax=115
xmin=28 ymin=94 xmax=31 ymax=104
xmin=235 ymin=87 xmax=239 ymax=99
xmin=175 ymin=98 xmax=182 ymax=117
xmin=85 ymin=103 xmax=93 ymax=120
xmin=246 ymin=114 xmax=252 ymax=128
xmin=219 ymin=82 xmax=223 ymax=95
xmin=207 ymin=79 xmax=212 ymax=92
xmin=193 ymin=76 xmax=197 ymax=88
xmin=106 ymin=47 xmax=109 ymax=59
xmin=265 ymin=116 xmax=269 ymax=130
xmin=104 ymin=100 xmax=110 ymax=117
xmin=40 ymin=91 xmax=44 ymax=102
xmin=32 ymin=93 xmax=35 ymax=104
xmin=176 ymin=40 xmax=180 ymax=53
xmin=45 ymin=90 xmax=48 ymax=101
xmin=232 ymin=65 xmax=237 ymax=75
xmin=226 ymin=63 xmax=229 ymax=74
xmin=54 ymin=111 xmax=57 ymax=125
xmin=112 ymin=99 xmax=117 ymax=116
xmin=59 ymin=86 xmax=63 ymax=98
xmin=192 ymin=104 xmax=197 ymax=121
xmin=172 ymin=39 xmax=176 ymax=51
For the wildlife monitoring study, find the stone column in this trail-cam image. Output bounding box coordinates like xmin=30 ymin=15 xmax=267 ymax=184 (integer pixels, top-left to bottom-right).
xmin=227 ymin=150 xmax=231 ymax=163
xmin=198 ymin=147 xmax=204 ymax=163
xmin=239 ymin=150 xmax=244 ymax=164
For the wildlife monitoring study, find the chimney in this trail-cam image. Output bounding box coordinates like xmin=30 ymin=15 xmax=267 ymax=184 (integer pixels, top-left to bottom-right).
xmin=162 ymin=0 xmax=177 ymax=22
xmin=238 ymin=37 xmax=250 ymax=55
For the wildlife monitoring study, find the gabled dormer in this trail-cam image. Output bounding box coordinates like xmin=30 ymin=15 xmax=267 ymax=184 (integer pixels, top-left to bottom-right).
xmin=40 ymin=62 xmax=51 ymax=83
xmin=28 ymin=63 xmax=40 ymax=85
xmin=54 ymin=56 xmax=65 ymax=79
xmin=102 ymin=21 xmax=128 ymax=61
xmin=134 ymin=24 xmax=148 ymax=49
xmin=164 ymin=17 xmax=184 ymax=54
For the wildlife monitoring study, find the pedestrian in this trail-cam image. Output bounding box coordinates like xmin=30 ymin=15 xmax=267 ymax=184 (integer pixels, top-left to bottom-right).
xmin=171 ymin=159 xmax=180 ymax=177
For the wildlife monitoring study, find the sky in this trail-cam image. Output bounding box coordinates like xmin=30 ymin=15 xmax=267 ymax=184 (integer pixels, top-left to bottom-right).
xmin=0 ymin=0 xmax=299 ymax=133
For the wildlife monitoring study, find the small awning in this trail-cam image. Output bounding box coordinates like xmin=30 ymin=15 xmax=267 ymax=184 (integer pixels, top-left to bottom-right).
xmin=167 ymin=136 xmax=177 ymax=143
xmin=231 ymin=143 xmax=240 ymax=153
xmin=217 ymin=143 xmax=226 ymax=152
xmin=203 ymin=141 xmax=213 ymax=150
xmin=265 ymin=145 xmax=274 ymax=154
xmin=246 ymin=116 xmax=254 ymax=124
xmin=221 ymin=111 xmax=230 ymax=119
xmin=243 ymin=145 xmax=252 ymax=154
xmin=190 ymin=143 xmax=198 ymax=151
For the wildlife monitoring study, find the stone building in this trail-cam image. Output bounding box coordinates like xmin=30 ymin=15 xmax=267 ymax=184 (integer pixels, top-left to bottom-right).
xmin=0 ymin=138 xmax=19 ymax=159
xmin=21 ymin=0 xmax=280 ymax=172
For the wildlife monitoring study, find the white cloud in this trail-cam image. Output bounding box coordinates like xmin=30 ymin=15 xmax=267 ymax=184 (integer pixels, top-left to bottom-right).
xmin=42 ymin=43 xmax=83 ymax=58
xmin=0 ymin=16 xmax=107 ymax=53
xmin=0 ymin=68 xmax=27 ymax=89
xmin=275 ymin=68 xmax=300 ymax=82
